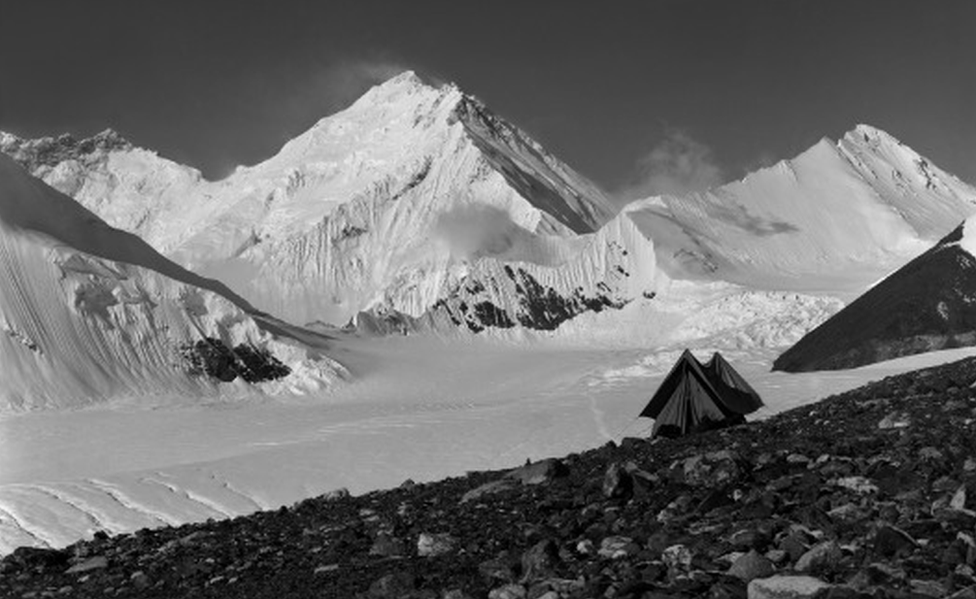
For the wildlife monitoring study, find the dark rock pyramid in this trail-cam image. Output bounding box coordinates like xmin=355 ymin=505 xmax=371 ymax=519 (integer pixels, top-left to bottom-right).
xmin=774 ymin=218 xmax=976 ymax=372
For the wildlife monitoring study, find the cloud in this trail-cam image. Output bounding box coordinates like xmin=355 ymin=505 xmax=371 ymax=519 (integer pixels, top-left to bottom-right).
xmin=435 ymin=204 xmax=521 ymax=260
xmin=618 ymin=130 xmax=726 ymax=200
xmin=277 ymin=59 xmax=415 ymax=128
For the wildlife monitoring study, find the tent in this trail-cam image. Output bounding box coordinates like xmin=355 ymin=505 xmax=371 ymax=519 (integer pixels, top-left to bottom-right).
xmin=639 ymin=350 xmax=763 ymax=437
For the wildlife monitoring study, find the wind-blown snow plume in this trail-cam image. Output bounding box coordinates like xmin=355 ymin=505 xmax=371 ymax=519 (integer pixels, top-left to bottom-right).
xmin=620 ymin=130 xmax=726 ymax=199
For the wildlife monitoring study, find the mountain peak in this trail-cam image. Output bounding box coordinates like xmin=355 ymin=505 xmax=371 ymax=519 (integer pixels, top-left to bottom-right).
xmin=843 ymin=123 xmax=907 ymax=152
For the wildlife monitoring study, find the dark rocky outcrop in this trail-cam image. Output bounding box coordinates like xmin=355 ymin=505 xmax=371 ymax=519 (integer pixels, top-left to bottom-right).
xmin=179 ymin=337 xmax=291 ymax=383
xmin=7 ymin=355 xmax=976 ymax=597
xmin=1 ymin=129 xmax=132 ymax=172
xmin=435 ymin=266 xmax=627 ymax=333
xmin=775 ymin=221 xmax=976 ymax=372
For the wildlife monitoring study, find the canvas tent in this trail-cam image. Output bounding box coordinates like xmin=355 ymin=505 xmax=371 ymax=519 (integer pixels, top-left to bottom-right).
xmin=640 ymin=350 xmax=763 ymax=437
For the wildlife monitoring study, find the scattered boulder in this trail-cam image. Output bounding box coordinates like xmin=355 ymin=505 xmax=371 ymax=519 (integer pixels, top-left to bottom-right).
xmin=506 ymin=459 xmax=569 ymax=485
xmin=602 ymin=462 xmax=633 ymax=499
xmin=369 ymin=572 xmax=416 ymax=598
xmin=794 ymin=541 xmax=842 ymax=573
xmin=65 ymin=556 xmax=108 ymax=574
xmin=417 ymin=533 xmax=457 ymax=557
xmin=681 ymin=450 xmax=741 ymax=488
xmin=746 ymin=575 xmax=832 ymax=599
xmin=728 ymin=550 xmax=775 ymax=582
xmin=520 ymin=539 xmax=560 ymax=582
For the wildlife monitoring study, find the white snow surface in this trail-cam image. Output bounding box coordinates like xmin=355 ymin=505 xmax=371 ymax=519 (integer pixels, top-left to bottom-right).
xmin=3 ymin=330 xmax=974 ymax=555
xmin=626 ymin=125 xmax=976 ymax=297
xmin=1 ymin=72 xmax=617 ymax=326
xmin=0 ymin=155 xmax=345 ymax=412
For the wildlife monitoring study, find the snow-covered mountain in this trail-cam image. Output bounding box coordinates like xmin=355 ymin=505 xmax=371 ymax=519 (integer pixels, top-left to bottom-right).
xmin=4 ymin=73 xmax=975 ymax=336
xmin=1 ymin=72 xmax=620 ymax=329
xmin=773 ymin=216 xmax=976 ymax=372
xmin=0 ymin=154 xmax=345 ymax=412
xmin=625 ymin=125 xmax=976 ymax=292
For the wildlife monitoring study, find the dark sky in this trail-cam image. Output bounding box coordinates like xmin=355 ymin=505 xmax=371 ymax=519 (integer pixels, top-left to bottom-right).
xmin=1 ymin=1 xmax=973 ymax=192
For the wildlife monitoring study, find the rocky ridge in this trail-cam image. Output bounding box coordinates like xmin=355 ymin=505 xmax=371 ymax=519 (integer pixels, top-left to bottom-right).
xmin=5 ymin=357 xmax=976 ymax=598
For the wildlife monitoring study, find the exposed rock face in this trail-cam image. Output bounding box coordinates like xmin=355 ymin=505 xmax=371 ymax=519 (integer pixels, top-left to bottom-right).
xmin=6 ymin=354 xmax=976 ymax=597
xmin=775 ymin=219 xmax=976 ymax=372
xmin=0 ymin=129 xmax=132 ymax=173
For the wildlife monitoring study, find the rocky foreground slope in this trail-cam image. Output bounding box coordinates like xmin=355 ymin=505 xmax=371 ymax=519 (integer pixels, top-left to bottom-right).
xmin=6 ymin=357 xmax=976 ymax=598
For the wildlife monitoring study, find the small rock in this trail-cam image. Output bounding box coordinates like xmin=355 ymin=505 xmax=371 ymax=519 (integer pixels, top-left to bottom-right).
xmin=521 ymin=539 xmax=560 ymax=582
xmin=747 ymin=575 xmax=832 ymax=599
xmin=598 ymin=536 xmax=636 ymax=559
xmin=947 ymin=586 xmax=976 ymax=599
xmin=766 ymin=549 xmax=789 ymax=565
xmin=731 ymin=529 xmax=770 ymax=551
xmin=461 ymin=479 xmax=517 ymax=503
xmin=417 ymin=532 xmax=457 ymax=557
xmin=827 ymin=503 xmax=864 ymax=520
xmin=910 ymin=579 xmax=947 ymax=597
xmin=952 ymin=485 xmax=969 ymax=511
xmin=603 ymin=463 xmax=633 ymax=500
xmin=576 ymin=539 xmax=595 ymax=555
xmin=834 ymin=476 xmax=878 ymax=494
xmin=369 ymin=572 xmax=416 ymax=598
xmin=314 ymin=564 xmax=340 ymax=574
xmin=794 ymin=541 xmax=842 ymax=573
xmin=728 ymin=550 xmax=775 ymax=582
xmin=506 ymin=459 xmax=568 ymax=485
xmin=65 ymin=556 xmax=108 ymax=574
xmin=682 ymin=451 xmax=740 ymax=488
xmin=323 ymin=487 xmax=350 ymax=500
xmin=130 ymin=571 xmax=150 ymax=589
xmin=662 ymin=543 xmax=693 ymax=572
xmin=878 ymin=412 xmax=910 ymax=429
xmin=919 ymin=447 xmax=944 ymax=461
xmin=488 ymin=584 xmax=526 ymax=599
xmin=370 ymin=533 xmax=404 ymax=557
xmin=846 ymin=562 xmax=905 ymax=590
xmin=786 ymin=454 xmax=810 ymax=465
xmin=874 ymin=525 xmax=916 ymax=558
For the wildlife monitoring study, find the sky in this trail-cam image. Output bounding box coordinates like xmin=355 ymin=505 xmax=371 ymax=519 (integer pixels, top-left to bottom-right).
xmin=1 ymin=1 xmax=973 ymax=195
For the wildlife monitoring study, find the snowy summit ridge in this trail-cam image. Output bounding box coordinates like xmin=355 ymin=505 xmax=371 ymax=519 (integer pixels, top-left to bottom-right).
xmin=0 ymin=71 xmax=631 ymax=330
xmin=3 ymin=76 xmax=975 ymax=336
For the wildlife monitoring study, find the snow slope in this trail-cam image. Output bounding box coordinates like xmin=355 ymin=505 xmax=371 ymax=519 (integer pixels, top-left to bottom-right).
xmin=1 ymin=73 xmax=618 ymax=327
xmin=0 ymin=154 xmax=345 ymax=412
xmin=774 ymin=216 xmax=976 ymax=372
xmin=5 ymin=335 xmax=974 ymax=555
xmin=626 ymin=125 xmax=976 ymax=295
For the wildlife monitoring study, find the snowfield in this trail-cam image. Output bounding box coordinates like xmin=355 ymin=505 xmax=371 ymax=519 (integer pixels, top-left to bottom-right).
xmin=3 ymin=291 xmax=976 ymax=555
